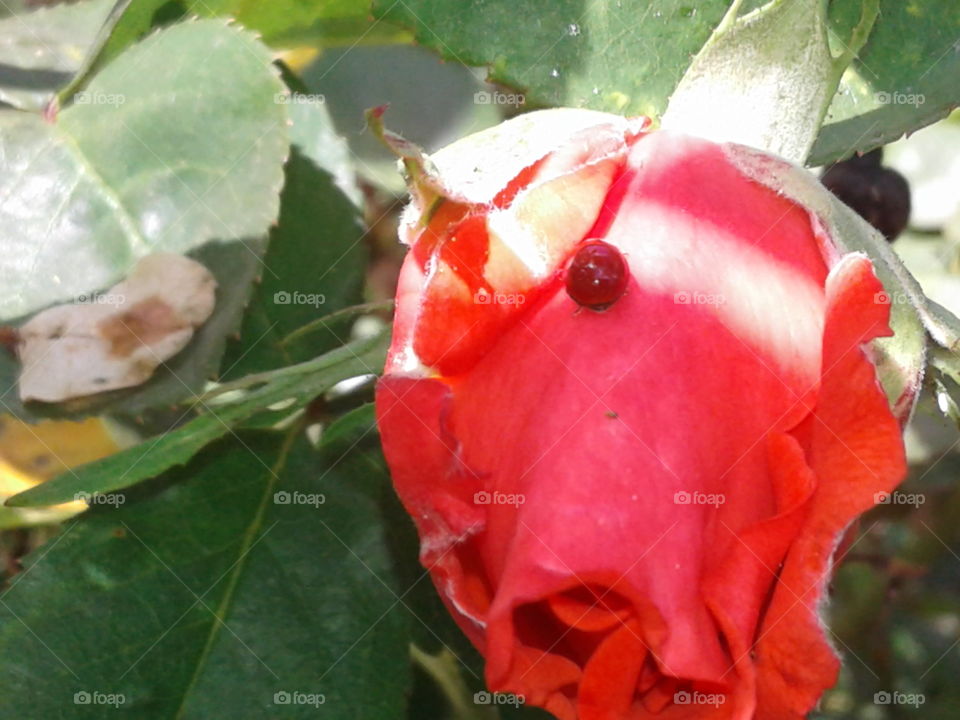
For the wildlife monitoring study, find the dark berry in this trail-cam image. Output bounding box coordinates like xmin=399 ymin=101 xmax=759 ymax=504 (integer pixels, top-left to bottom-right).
xmin=565 ymin=240 xmax=629 ymax=311
xmin=821 ymin=149 xmax=911 ymax=241
xmin=845 ymin=147 xmax=884 ymax=168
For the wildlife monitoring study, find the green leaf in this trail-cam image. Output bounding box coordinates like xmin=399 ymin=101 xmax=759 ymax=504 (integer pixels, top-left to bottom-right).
xmin=97 ymin=0 xmax=406 ymax=70
xmin=0 ymin=431 xmax=411 ymax=718
xmin=368 ymin=0 xmax=958 ymax=168
xmin=286 ymin=93 xmax=363 ymax=208
xmin=211 ymin=0 xmax=408 ymax=47
xmin=90 ymin=0 xmax=188 ymax=73
xmin=0 ymin=19 xmax=288 ymax=321
xmin=371 ymin=0 xmax=730 ymax=119
xmin=809 ymin=0 xmax=960 ymax=166
xmin=322 ymin=405 xmax=500 ymax=719
xmin=0 ymin=0 xmax=114 ymax=110
xmin=221 ymin=98 xmax=366 ymax=378
xmin=922 ymin=312 xmax=960 ymax=414
xmin=301 ymin=43 xmax=502 ymax=193
xmin=0 ymin=60 xmax=353 ymax=421
xmin=317 ymin=402 xmax=376 ymax=448
xmin=5 ymin=327 xmax=389 ymax=507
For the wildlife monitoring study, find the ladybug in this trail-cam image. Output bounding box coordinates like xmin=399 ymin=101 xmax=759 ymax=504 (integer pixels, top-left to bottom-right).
xmin=821 ymin=148 xmax=911 ymax=241
xmin=565 ymin=239 xmax=629 ymax=311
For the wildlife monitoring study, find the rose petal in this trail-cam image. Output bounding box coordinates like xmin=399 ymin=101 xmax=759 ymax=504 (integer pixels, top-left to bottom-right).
xmin=754 ymin=253 xmax=905 ymax=718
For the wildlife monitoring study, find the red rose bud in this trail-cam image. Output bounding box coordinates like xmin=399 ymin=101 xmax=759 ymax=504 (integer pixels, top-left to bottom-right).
xmin=376 ymin=109 xmax=912 ymax=720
